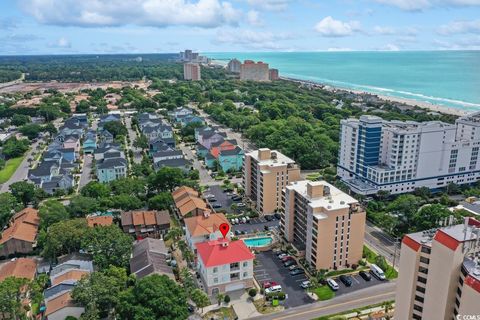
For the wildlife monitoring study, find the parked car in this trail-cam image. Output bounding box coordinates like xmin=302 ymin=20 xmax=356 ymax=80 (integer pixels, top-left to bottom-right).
xmin=232 ymin=196 xmax=242 ymax=201
xmin=288 ymin=264 xmax=298 ymax=271
xmin=263 ymin=281 xmax=279 ymax=289
xmin=327 ymin=278 xmax=339 ymax=291
xmin=277 ymin=253 xmax=287 ymax=260
xmin=208 ymin=198 xmax=217 ymax=203
xmin=359 ymin=271 xmax=372 ymax=281
xmin=339 ymin=275 xmax=353 ymax=287
xmin=237 ymin=203 xmax=246 ymax=207
xmin=204 ymin=194 xmax=215 ymax=199
xmin=234 ymin=230 xmax=241 ymax=236
xmin=234 ymin=218 xmax=239 ymax=224
xmin=275 ymin=251 xmax=286 ymax=257
xmin=274 ymin=213 xmax=281 ymax=220
xmin=211 ymin=204 xmax=222 ymax=209
xmin=230 ymin=219 xmax=236 ymax=225
xmin=281 ymin=256 xmax=294 ymax=262
xmin=370 ymin=264 xmax=386 ymax=280
xmin=223 ymin=188 xmax=234 ymax=192
xmin=265 ymin=285 xmax=282 ymax=294
xmin=290 ymin=268 xmax=305 ymax=276
xmin=283 ymin=260 xmax=296 ymax=267
xmin=300 ymin=280 xmax=311 ymax=289
xmin=265 ymin=215 xmax=274 ymax=221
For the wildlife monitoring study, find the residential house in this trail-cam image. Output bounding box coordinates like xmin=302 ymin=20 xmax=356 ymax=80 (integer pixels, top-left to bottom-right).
xmin=44 ymin=292 xmax=84 ymax=320
xmin=0 ymin=208 xmax=39 ymax=257
xmin=185 ymin=212 xmax=230 ymax=252
xmin=0 ymin=258 xmax=37 ymax=281
xmin=154 ymin=158 xmax=191 ymax=173
xmin=82 ymin=130 xmax=97 ymax=154
xmin=217 ymin=147 xmax=244 ymax=172
xmin=210 ymin=139 xmax=237 ymax=158
xmin=197 ymin=131 xmax=227 ymax=150
xmin=142 ymin=124 xmax=174 ymax=142
xmin=177 ymin=114 xmax=204 ymax=127
xmin=130 ymin=238 xmax=174 ymax=280
xmin=98 ymin=114 xmax=121 ymax=130
xmin=172 ymin=189 xmax=210 ymax=219
xmin=149 ymin=138 xmax=175 ymax=155
xmin=169 ymin=107 xmax=193 ymax=122
xmin=94 ymin=144 xmax=123 ymax=161
xmin=196 ymin=143 xmax=209 ymax=158
xmin=96 ymin=157 xmax=127 ymax=183
xmin=195 ymin=127 xmax=215 ymax=141
xmin=63 ymin=136 xmax=81 ymax=153
xmin=86 ymin=213 xmax=114 ymax=227
xmin=152 ymin=150 xmax=184 ymax=163
xmin=121 ymin=210 xmax=170 ymax=238
xmin=98 ymin=129 xmax=114 ymax=144
xmin=196 ymin=239 xmax=255 ymax=295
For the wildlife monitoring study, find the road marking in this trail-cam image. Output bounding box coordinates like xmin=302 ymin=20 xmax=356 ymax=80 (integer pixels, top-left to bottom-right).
xmin=353 ymin=276 xmax=360 ymax=284
xmin=272 ymin=291 xmax=395 ymax=320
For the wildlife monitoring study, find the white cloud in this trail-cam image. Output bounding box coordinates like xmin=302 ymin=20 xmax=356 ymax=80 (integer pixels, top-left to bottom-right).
xmin=247 ymin=10 xmax=263 ymax=26
xmin=382 ymin=43 xmax=400 ymax=51
xmin=327 ymin=47 xmax=353 ymax=52
xmin=246 ymin=0 xmax=293 ymax=11
xmin=215 ymin=28 xmax=294 ymax=49
xmin=374 ymin=0 xmax=480 ymax=11
xmin=373 ymin=26 xmax=396 ymax=35
xmin=19 ymin=0 xmax=241 ymax=28
xmin=437 ymin=20 xmax=480 ymax=35
xmin=314 ymin=16 xmax=360 ymax=37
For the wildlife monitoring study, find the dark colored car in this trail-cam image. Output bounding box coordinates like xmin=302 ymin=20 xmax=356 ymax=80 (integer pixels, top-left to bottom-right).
xmin=274 ymin=213 xmax=281 ymax=220
xmin=232 ymin=196 xmax=242 ymax=202
xmin=289 ymin=268 xmax=305 ymax=276
xmin=359 ymin=271 xmax=372 ymax=281
xmin=211 ymin=204 xmax=222 ymax=209
xmin=265 ymin=215 xmax=274 ymax=221
xmin=284 ymin=260 xmax=296 ymax=267
xmin=223 ymin=188 xmax=234 ymax=192
xmin=339 ymin=275 xmax=353 ymax=287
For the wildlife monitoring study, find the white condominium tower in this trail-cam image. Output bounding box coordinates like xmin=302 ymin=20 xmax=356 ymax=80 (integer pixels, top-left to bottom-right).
xmin=338 ymin=113 xmax=480 ymax=195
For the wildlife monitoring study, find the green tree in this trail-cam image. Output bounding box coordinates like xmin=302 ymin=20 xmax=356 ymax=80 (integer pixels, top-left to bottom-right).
xmin=72 ymin=266 xmax=129 ymax=319
xmin=133 ymin=135 xmax=148 ymax=150
xmin=41 ymin=219 xmax=88 ymax=259
xmin=82 ymin=225 xmax=133 ymax=270
xmin=9 ymin=181 xmax=35 ymax=206
xmin=0 ymin=277 xmax=30 ymax=319
xmin=412 ymin=204 xmax=455 ymax=232
xmin=81 ymin=181 xmax=111 ymax=198
xmin=108 ymin=194 xmax=143 ymax=210
xmin=147 ymin=192 xmax=173 ymax=210
xmin=117 ymin=274 xmax=189 ymax=320
xmin=148 ymin=167 xmax=188 ymax=192
xmin=11 ymin=114 xmax=30 ymax=126
xmin=190 ymin=289 xmax=210 ymax=312
xmin=43 ymin=122 xmax=58 ymax=135
xmin=19 ymin=123 xmax=43 ymax=140
xmin=0 ymin=193 xmax=22 ymax=228
xmin=68 ymin=196 xmax=99 ymax=218
xmin=216 ymin=293 xmax=225 ymax=306
xmin=1 ymin=137 xmax=29 ymax=159
xmin=39 ymin=199 xmax=70 ymax=230
xmin=39 ymin=104 xmax=61 ymax=121
xmin=110 ymin=178 xmax=146 ymax=197
xmin=103 ymin=121 xmax=128 ymax=138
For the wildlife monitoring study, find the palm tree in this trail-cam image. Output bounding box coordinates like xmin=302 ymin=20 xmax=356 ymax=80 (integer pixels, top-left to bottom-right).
xmin=383 ymin=301 xmax=393 ymax=319
xmin=216 ymin=293 xmax=225 ymax=306
xmin=166 ymin=227 xmax=183 ymax=249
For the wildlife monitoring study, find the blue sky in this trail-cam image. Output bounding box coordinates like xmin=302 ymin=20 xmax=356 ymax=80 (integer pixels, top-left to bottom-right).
xmin=0 ymin=0 xmax=479 ymax=55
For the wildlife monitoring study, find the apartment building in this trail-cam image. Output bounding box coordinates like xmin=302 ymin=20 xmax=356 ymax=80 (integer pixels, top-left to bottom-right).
xmin=395 ymin=217 xmax=480 ymax=320
xmin=269 ymin=68 xmax=279 ymax=81
xmin=243 ymin=148 xmax=301 ymax=215
xmin=196 ymin=239 xmax=255 ymax=295
xmin=184 ymin=63 xmax=201 ymax=81
xmin=338 ymin=113 xmax=480 ymax=195
xmin=227 ymin=58 xmax=241 ymax=73
xmin=240 ymin=60 xmax=269 ymax=81
xmin=281 ymin=180 xmax=365 ymax=270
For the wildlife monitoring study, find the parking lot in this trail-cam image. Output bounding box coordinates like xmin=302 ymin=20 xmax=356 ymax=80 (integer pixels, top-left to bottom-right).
xmin=254 ymin=250 xmax=389 ymax=308
xmin=233 ymin=216 xmax=279 ymax=234
xmin=204 ymin=185 xmax=241 ymax=211
xmin=254 ymin=251 xmax=314 ymax=308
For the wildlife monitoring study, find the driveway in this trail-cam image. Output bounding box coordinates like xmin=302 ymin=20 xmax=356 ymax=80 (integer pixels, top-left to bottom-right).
xmin=331 ymin=272 xmax=385 ymax=297
xmin=233 ymin=217 xmax=279 ymax=234
xmin=78 ymin=154 xmax=93 ymax=189
xmin=179 ymin=142 xmax=214 ymax=185
xmin=254 ymin=251 xmax=313 ymax=308
xmin=124 ymin=115 xmax=142 ymax=164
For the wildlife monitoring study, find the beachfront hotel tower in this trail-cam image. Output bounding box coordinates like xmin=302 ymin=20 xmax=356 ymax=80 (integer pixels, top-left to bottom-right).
xmin=338 ymin=113 xmax=480 ymax=195
xmin=280 ymin=180 xmax=366 ymax=270
xmin=395 ymin=217 xmax=480 ymax=320
xmin=243 ymin=148 xmax=300 ymax=215
xmin=183 ymin=63 xmax=201 ymax=81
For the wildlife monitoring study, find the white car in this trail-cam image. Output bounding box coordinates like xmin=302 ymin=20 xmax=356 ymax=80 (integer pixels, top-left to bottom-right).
xmin=278 ymin=253 xmax=287 ymax=260
xmin=300 ymin=280 xmax=311 ymax=289
xmin=327 ymin=278 xmax=339 ymax=291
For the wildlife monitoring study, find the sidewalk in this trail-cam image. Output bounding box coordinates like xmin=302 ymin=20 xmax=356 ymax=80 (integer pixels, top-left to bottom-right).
xmin=201 ymin=291 xmax=262 ymax=320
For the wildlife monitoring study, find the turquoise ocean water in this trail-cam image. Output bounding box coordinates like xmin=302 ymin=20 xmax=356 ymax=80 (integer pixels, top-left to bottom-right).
xmin=206 ymin=51 xmax=480 ymax=112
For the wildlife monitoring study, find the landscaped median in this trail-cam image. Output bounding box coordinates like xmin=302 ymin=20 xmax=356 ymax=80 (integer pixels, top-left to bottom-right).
xmin=0 ymin=156 xmax=25 ymax=183
xmin=362 ymin=245 xmax=398 ymax=280
xmin=309 ymin=285 xmax=335 ymax=301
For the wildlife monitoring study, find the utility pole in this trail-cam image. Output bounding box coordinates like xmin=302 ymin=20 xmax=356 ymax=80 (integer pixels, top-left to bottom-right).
xmin=392 ymin=237 xmax=399 ymax=269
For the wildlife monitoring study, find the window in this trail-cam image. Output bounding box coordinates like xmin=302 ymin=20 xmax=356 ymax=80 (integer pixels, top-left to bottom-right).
xmin=419 ymin=256 xmax=430 ymax=264
xmin=421 ymin=246 xmax=431 ymax=254
xmin=213 ymin=267 xmax=218 ymax=273
xmin=414 ymin=295 xmax=424 ymax=303
xmin=213 ymin=277 xmax=218 ymax=284
xmin=417 ymin=276 xmax=427 ymax=284
xmin=413 ymin=304 xmax=423 ymax=312
xmin=243 ymin=262 xmax=248 ymax=267
xmin=416 ymin=286 xmax=425 ymax=294
xmin=243 ymin=272 xmax=248 ymax=277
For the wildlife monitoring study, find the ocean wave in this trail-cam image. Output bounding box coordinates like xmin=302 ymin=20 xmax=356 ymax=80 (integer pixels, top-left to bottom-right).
xmin=283 ymin=73 xmax=480 ymax=110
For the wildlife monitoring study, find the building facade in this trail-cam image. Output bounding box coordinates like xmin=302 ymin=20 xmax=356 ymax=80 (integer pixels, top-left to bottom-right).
xmin=227 ymin=58 xmax=241 ymax=73
xmin=240 ymin=60 xmax=269 ymax=81
xmin=281 ymin=180 xmax=366 ymax=270
xmin=269 ymin=68 xmax=279 ymax=80
xmin=395 ymin=217 xmax=480 ymax=320
xmin=184 ymin=63 xmax=201 ymax=81
xmin=243 ymin=148 xmax=301 ymax=214
xmin=338 ymin=113 xmax=480 ymax=195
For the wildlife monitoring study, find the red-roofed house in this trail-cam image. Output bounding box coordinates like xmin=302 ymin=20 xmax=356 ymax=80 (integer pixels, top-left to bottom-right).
xmin=196 ymin=239 xmax=254 ymax=295
xmin=0 ymin=208 xmax=39 ymax=257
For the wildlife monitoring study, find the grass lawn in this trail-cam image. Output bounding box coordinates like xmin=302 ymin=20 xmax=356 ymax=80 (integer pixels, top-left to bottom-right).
xmin=202 ymin=307 xmax=237 ymax=320
xmin=0 ymin=156 xmax=24 ymax=183
xmin=363 ymin=245 xmax=377 ymax=264
xmin=385 ymin=266 xmax=398 ymax=280
xmin=306 ymin=172 xmax=321 ymax=181
xmin=253 ymin=299 xmax=284 ymax=314
xmin=311 ymin=286 xmax=335 ymax=301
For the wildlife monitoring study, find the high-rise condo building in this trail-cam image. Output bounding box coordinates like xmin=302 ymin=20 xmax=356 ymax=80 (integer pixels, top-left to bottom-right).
xmin=240 ymin=60 xmax=269 ymax=81
xmin=227 ymin=58 xmax=241 ymax=73
xmin=281 ymin=180 xmax=365 ymax=270
xmin=184 ymin=63 xmax=201 ymax=81
xmin=269 ymin=68 xmax=279 ymax=81
xmin=243 ymin=148 xmax=300 ymax=215
xmin=395 ymin=217 xmax=480 ymax=320
xmin=338 ymin=113 xmax=480 ymax=195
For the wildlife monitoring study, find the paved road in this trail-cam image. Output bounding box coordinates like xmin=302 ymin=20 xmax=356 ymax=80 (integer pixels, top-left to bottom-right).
xmin=124 ymin=115 xmax=142 ymax=164
xmin=251 ymin=281 xmax=396 ymax=320
xmin=0 ymin=139 xmax=42 ymax=192
xmin=78 ymin=154 xmax=93 ymax=189
xmin=179 ymin=142 xmax=216 ymax=185
xmin=364 ymin=221 xmax=401 ymax=267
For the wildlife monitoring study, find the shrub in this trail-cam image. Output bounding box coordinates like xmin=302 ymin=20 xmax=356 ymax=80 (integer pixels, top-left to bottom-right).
xmin=266 ymin=292 xmax=286 ymax=301
xmin=224 ymin=295 xmax=230 ymax=304
xmin=248 ymin=288 xmax=257 ymax=298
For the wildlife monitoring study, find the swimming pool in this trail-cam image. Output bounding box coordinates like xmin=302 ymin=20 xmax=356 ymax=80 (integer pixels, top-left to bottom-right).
xmin=243 ymin=236 xmax=273 ymax=247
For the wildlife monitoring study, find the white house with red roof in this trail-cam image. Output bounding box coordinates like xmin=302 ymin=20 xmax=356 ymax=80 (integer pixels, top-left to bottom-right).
xmin=196 ymin=239 xmax=255 ymax=295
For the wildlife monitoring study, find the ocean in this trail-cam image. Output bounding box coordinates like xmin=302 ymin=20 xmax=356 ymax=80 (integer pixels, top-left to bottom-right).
xmin=206 ymin=51 xmax=480 ymax=113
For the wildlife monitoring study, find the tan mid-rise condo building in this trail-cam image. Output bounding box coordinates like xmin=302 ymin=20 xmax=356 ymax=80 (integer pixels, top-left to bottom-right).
xmin=184 ymin=63 xmax=201 ymax=81
xmin=395 ymin=217 xmax=480 ymax=320
xmin=243 ymin=148 xmax=300 ymax=215
xmin=281 ymin=180 xmax=366 ymax=270
xmin=240 ymin=60 xmax=269 ymax=81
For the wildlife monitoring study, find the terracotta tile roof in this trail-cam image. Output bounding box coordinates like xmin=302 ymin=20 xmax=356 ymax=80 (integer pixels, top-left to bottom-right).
xmin=0 ymin=208 xmax=39 ymax=245
xmin=121 ymin=210 xmax=170 ymax=227
xmin=172 ymin=186 xmax=199 ymax=202
xmin=0 ymin=258 xmax=37 ymax=281
xmin=51 ymin=270 xmax=89 ymax=286
xmin=174 ymin=194 xmax=208 ymax=217
xmin=45 ymin=292 xmax=77 ymax=316
xmin=196 ymin=240 xmax=255 ymax=268
xmin=86 ymin=215 xmax=113 ymax=227
xmin=184 ymin=213 xmax=229 ymax=237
